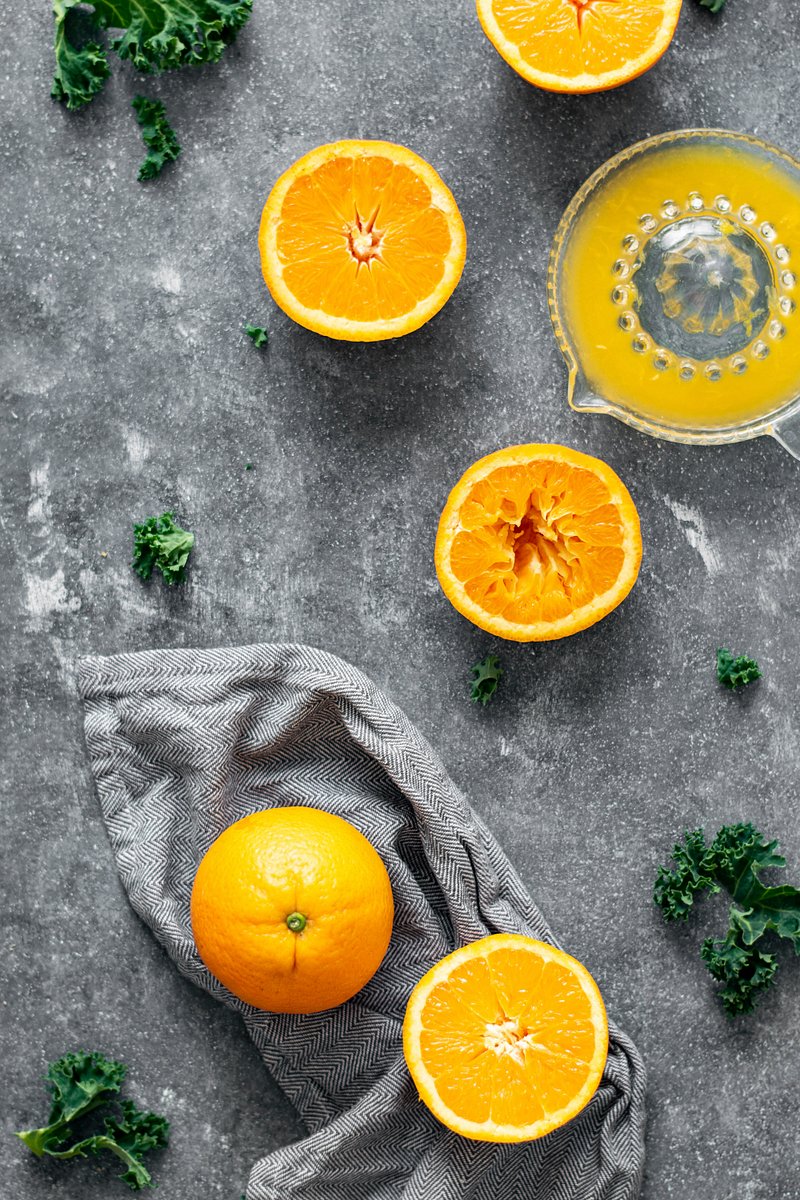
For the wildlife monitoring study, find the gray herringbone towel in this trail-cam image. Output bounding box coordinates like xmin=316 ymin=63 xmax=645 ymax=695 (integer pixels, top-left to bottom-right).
xmin=77 ymin=642 xmax=646 ymax=1200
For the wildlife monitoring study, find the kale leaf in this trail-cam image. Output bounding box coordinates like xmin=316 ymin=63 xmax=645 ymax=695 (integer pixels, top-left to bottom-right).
xmin=52 ymin=0 xmax=253 ymax=110
xmin=717 ymin=647 xmax=762 ymax=690
xmin=132 ymin=96 xmax=181 ymax=181
xmin=17 ymin=1054 xmax=168 ymax=1191
xmin=47 ymin=1099 xmax=170 ymax=1191
xmin=698 ymin=0 xmax=726 ymax=11
xmin=470 ymin=655 xmax=503 ymax=707
xmin=52 ymin=2 xmax=111 ymax=109
xmin=17 ymin=1051 xmax=126 ymax=1157
xmin=133 ymin=512 xmax=195 ymax=584
xmin=655 ymin=823 xmax=800 ymax=1015
xmin=244 ymin=324 xmax=269 ymax=347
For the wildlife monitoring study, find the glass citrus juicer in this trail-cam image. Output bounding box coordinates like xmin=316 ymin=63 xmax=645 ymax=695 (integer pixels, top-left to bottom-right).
xmin=548 ymin=129 xmax=800 ymax=458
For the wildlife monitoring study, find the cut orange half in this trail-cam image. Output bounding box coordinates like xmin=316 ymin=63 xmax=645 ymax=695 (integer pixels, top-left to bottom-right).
xmin=476 ymin=0 xmax=683 ymax=94
xmin=435 ymin=444 xmax=642 ymax=641
xmin=258 ymin=140 xmax=467 ymax=341
xmin=403 ymin=934 xmax=608 ymax=1142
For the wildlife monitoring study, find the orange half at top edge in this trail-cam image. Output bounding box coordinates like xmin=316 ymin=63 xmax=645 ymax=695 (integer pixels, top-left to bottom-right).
xmin=258 ymin=140 xmax=467 ymax=342
xmin=476 ymin=0 xmax=683 ymax=94
xmin=435 ymin=444 xmax=642 ymax=642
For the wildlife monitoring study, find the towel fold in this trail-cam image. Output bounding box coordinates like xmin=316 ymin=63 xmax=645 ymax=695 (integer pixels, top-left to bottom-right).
xmin=78 ymin=642 xmax=645 ymax=1200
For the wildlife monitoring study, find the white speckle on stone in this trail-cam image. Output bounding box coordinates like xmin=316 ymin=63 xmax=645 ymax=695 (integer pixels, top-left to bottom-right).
xmin=755 ymin=578 xmax=780 ymax=616
xmin=768 ymin=710 xmax=795 ymax=766
xmin=24 ymin=567 xmax=81 ymax=629
xmin=499 ymin=736 xmax=511 ymax=757
xmin=50 ymin=637 xmax=78 ymax=689
xmin=158 ymin=1086 xmax=185 ymax=1110
xmin=124 ymin=427 xmax=150 ymax=466
xmin=154 ymin=263 xmax=182 ymax=294
xmin=27 ymin=462 xmax=51 ymax=528
xmin=662 ymin=496 xmax=721 ymax=575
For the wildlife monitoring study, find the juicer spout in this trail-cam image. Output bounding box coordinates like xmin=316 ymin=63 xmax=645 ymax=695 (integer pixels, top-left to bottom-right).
xmin=568 ymin=370 xmax=609 ymax=414
xmin=771 ymin=407 xmax=800 ymax=462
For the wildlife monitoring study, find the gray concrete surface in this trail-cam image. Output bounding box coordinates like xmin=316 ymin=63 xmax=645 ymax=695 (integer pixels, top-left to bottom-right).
xmin=3 ymin=1 xmax=800 ymax=1197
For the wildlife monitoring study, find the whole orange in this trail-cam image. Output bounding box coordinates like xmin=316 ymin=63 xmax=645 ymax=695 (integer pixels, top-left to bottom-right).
xmin=190 ymin=807 xmax=394 ymax=1014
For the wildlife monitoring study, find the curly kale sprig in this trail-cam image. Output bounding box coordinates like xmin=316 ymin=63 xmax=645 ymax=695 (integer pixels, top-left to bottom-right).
xmin=655 ymin=823 xmax=800 ymax=1016
xmin=16 ymin=1052 xmax=169 ymax=1191
xmin=52 ymin=0 xmax=253 ymax=111
xmin=717 ymin=648 xmax=762 ymax=691
xmin=653 ymin=827 xmax=718 ymax=920
xmin=244 ymin=324 xmax=269 ymax=348
xmin=133 ymin=512 xmax=195 ymax=584
xmin=132 ymin=96 xmax=181 ymax=181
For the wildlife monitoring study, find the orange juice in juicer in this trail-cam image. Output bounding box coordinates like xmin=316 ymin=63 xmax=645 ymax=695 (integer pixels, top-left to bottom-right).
xmin=549 ymin=130 xmax=800 ymax=458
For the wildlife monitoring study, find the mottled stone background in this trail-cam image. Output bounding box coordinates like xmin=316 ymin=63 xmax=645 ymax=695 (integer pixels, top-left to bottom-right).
xmin=2 ymin=1 xmax=799 ymax=1196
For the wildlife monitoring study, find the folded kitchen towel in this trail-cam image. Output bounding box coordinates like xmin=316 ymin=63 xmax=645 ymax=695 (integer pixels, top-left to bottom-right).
xmin=77 ymin=642 xmax=646 ymax=1200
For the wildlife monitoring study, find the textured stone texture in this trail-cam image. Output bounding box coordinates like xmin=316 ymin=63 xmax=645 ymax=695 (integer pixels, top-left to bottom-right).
xmin=2 ymin=2 xmax=800 ymax=1197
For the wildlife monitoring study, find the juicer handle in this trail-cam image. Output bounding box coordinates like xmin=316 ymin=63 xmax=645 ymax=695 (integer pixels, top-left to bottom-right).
xmin=772 ymin=408 xmax=800 ymax=461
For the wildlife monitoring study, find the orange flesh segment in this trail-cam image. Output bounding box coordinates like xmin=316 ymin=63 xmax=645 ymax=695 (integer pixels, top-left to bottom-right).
xmin=450 ymin=461 xmax=625 ymax=623
xmin=276 ymin=155 xmax=452 ymax=320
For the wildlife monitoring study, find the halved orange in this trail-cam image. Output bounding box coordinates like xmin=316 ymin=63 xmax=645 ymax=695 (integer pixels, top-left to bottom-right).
xmin=258 ymin=140 xmax=467 ymax=341
xmin=403 ymin=934 xmax=608 ymax=1142
xmin=476 ymin=0 xmax=683 ymax=94
xmin=435 ymin=444 xmax=642 ymax=641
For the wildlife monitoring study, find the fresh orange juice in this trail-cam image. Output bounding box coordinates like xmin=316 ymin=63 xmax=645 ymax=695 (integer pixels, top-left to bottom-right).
xmin=550 ymin=132 xmax=800 ymax=434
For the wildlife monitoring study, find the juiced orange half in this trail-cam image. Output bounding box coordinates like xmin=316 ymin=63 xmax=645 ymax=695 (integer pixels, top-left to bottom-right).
xmin=435 ymin=444 xmax=642 ymax=641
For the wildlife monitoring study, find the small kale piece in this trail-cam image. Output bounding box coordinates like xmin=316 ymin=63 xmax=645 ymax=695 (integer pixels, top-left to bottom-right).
xmin=17 ymin=1052 xmax=126 ymax=1157
xmin=717 ymin=647 xmax=762 ymax=690
xmin=470 ymin=655 xmax=503 ymax=707
xmin=16 ymin=1054 xmax=168 ymax=1192
xmin=133 ymin=512 xmax=194 ymax=584
xmin=52 ymin=0 xmax=253 ymax=110
xmin=132 ymin=96 xmax=181 ymax=181
xmin=245 ymin=324 xmax=269 ymax=347
xmin=698 ymin=0 xmax=726 ymax=10
xmin=47 ymin=1099 xmax=170 ymax=1191
xmin=655 ymin=823 xmax=800 ymax=1015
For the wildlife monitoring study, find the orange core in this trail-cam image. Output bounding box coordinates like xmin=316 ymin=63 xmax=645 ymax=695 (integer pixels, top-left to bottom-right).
xmin=347 ymin=210 xmax=383 ymax=264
